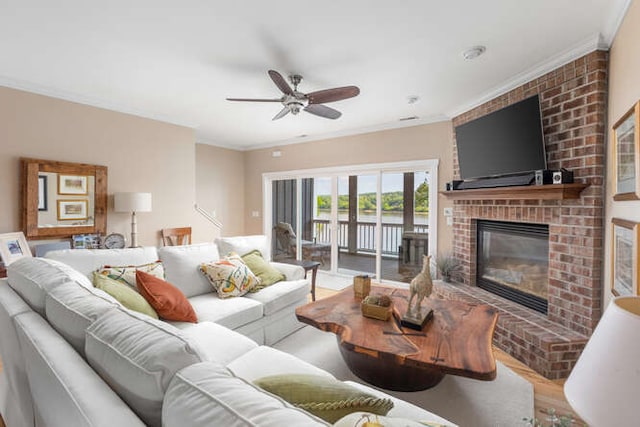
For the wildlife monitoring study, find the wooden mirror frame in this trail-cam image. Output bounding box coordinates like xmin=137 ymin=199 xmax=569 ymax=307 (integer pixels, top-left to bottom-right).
xmin=21 ymin=158 xmax=108 ymax=239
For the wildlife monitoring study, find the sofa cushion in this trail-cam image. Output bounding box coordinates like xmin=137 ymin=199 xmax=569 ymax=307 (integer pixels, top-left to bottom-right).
xmin=244 ymin=278 xmax=310 ymax=315
xmin=180 ymin=321 xmax=258 ymax=365
xmin=96 ymin=261 xmax=165 ymax=289
xmin=253 ymin=374 xmax=394 ymax=423
xmin=45 ymin=247 xmax=159 ymax=278
xmin=45 ymin=281 xmax=122 ymax=354
xmin=227 ymin=345 xmax=335 ymax=382
xmin=215 ymin=235 xmax=271 ymax=260
xmin=163 ymin=362 xmax=329 ymax=427
xmin=242 ymin=249 xmax=285 ymax=289
xmin=158 ymin=243 xmax=220 ymax=298
xmin=0 ymin=285 xmax=35 ymax=427
xmin=187 ymin=293 xmax=263 ymax=330
xmin=199 ymin=254 xmax=260 ymax=298
xmin=136 ymin=270 xmax=197 ymax=322
xmin=85 ymin=307 xmax=207 ymax=427
xmin=15 ymin=312 xmax=147 ymax=427
xmin=7 ymin=257 xmax=92 ymax=315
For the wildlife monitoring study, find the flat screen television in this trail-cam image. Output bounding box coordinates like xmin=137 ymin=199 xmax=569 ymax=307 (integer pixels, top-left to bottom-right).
xmin=455 ymin=95 xmax=547 ymax=180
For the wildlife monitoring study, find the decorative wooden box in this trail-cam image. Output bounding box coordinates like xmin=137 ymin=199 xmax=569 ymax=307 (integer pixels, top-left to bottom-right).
xmin=353 ymin=275 xmax=371 ymax=299
xmin=361 ymin=302 xmax=391 ymax=321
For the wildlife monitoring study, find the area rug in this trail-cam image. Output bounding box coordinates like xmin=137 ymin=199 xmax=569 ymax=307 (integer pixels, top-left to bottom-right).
xmin=274 ymin=326 xmax=534 ymax=427
xmin=315 ymin=271 xmax=354 ymax=291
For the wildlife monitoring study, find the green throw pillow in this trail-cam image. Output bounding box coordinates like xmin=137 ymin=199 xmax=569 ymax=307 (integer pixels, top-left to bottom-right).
xmin=241 ymin=249 xmax=285 ymax=291
xmin=93 ymin=272 xmax=159 ymax=319
xmin=253 ymin=374 xmax=394 ymax=423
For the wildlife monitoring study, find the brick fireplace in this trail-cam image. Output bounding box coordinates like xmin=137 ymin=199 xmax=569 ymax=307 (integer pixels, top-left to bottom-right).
xmin=441 ymin=50 xmax=607 ymax=379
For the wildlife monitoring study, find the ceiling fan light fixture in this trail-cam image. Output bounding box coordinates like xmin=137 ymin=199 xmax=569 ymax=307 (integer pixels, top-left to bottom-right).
xmin=462 ymin=45 xmax=486 ymax=60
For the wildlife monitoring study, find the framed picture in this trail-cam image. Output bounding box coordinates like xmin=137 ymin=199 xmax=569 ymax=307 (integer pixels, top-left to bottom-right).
xmin=58 ymin=174 xmax=88 ymax=195
xmin=0 ymin=232 xmax=32 ymax=266
xmin=72 ymin=233 xmax=101 ymax=249
xmin=613 ymin=101 xmax=640 ymax=200
xmin=611 ymin=218 xmax=639 ymax=296
xmin=57 ymin=200 xmax=88 ymax=221
xmin=38 ymin=175 xmax=48 ymax=211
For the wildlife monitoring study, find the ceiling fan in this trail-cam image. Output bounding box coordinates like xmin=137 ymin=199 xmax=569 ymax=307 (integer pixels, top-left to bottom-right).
xmin=226 ymin=70 xmax=360 ymax=120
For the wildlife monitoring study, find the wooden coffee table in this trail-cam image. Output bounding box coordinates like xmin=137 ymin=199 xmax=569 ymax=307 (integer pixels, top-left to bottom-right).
xmin=296 ymin=285 xmax=498 ymax=391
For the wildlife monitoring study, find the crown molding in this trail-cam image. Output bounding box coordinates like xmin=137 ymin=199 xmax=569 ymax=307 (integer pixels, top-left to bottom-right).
xmin=0 ymin=76 xmax=197 ymax=129
xmin=238 ymin=114 xmax=450 ymax=151
xmin=445 ymin=33 xmax=607 ymax=119
xmin=601 ymin=0 xmax=633 ymax=47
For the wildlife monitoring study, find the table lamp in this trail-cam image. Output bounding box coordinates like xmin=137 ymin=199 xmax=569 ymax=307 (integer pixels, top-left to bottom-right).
xmin=114 ymin=192 xmax=152 ymax=247
xmin=564 ymin=296 xmax=640 ymax=426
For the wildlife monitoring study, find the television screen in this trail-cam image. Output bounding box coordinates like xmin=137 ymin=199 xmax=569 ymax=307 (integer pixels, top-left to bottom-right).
xmin=455 ymin=95 xmax=547 ymax=180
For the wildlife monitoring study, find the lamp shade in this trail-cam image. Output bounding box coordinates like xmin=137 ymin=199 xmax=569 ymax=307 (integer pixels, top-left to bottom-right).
xmin=114 ymin=192 xmax=152 ymax=213
xmin=564 ymin=296 xmax=640 ymax=426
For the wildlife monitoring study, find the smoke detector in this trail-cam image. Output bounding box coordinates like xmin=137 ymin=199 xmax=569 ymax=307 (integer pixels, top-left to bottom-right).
xmin=462 ymin=45 xmax=486 ymax=60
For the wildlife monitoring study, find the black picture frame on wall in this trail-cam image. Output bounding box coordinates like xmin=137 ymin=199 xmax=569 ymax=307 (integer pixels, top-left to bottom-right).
xmin=38 ymin=175 xmax=48 ymax=211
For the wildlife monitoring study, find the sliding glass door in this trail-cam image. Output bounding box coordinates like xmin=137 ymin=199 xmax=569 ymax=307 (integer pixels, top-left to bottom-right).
xmin=263 ymin=160 xmax=438 ymax=284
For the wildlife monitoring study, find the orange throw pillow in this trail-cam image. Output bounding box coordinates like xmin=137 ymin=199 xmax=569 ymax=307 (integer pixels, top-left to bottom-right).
xmin=135 ymin=270 xmax=197 ymax=323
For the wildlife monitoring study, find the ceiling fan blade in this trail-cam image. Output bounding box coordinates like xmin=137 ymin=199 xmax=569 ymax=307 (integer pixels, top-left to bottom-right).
xmin=226 ymin=97 xmax=282 ymax=102
xmin=272 ymin=107 xmax=290 ymax=121
xmin=304 ymin=104 xmax=342 ymax=120
xmin=306 ymin=86 xmax=360 ymax=104
xmin=268 ymin=70 xmax=294 ymax=95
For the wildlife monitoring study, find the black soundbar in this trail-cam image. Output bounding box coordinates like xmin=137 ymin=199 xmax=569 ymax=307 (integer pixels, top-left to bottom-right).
xmin=456 ymin=173 xmax=535 ymax=190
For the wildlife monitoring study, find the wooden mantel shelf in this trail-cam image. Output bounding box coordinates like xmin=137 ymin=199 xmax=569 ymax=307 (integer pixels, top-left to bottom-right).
xmin=440 ymin=183 xmax=588 ymax=201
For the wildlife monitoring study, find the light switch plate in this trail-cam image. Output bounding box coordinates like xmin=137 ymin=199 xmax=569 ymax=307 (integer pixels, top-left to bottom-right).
xmin=444 ymin=207 xmax=453 ymax=216
xmin=251 ymin=211 xmax=260 ymax=217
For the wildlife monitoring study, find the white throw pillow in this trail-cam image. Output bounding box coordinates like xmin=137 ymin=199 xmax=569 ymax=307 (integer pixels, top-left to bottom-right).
xmin=215 ymin=235 xmax=271 ymax=260
xmin=158 ymin=243 xmax=220 ymax=298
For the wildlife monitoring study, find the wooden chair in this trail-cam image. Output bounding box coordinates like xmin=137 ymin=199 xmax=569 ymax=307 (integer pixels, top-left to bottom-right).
xmin=161 ymin=227 xmax=192 ymax=246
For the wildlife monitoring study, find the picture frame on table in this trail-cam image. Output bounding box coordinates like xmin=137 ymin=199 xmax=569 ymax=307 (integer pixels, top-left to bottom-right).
xmin=72 ymin=233 xmax=101 ymax=249
xmin=38 ymin=175 xmax=48 ymax=211
xmin=0 ymin=232 xmax=32 ymax=266
xmin=58 ymin=174 xmax=88 ymax=195
xmin=613 ymin=101 xmax=640 ymax=200
xmin=57 ymin=200 xmax=88 ymax=221
xmin=611 ymin=218 xmax=639 ymax=296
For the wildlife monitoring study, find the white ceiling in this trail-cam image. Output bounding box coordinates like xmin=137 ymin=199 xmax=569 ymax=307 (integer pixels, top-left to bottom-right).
xmin=0 ymin=0 xmax=631 ymax=150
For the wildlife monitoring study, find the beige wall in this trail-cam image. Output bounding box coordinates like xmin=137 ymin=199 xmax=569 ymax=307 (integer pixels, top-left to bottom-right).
xmin=0 ymin=86 xmax=213 ymax=248
xmin=604 ymin=0 xmax=640 ymax=307
xmin=243 ymin=121 xmax=455 ymax=256
xmin=195 ymin=144 xmax=245 ymax=236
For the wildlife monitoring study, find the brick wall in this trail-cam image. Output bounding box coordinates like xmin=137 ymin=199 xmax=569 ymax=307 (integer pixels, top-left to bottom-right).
xmin=448 ymin=51 xmax=607 ymax=377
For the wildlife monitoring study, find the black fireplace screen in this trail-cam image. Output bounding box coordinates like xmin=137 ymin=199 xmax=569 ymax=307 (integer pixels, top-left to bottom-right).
xmin=477 ymin=220 xmax=549 ymax=314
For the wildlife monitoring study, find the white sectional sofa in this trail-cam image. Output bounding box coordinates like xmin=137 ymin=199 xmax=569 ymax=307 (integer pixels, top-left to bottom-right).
xmin=0 ymin=236 xmax=455 ymax=427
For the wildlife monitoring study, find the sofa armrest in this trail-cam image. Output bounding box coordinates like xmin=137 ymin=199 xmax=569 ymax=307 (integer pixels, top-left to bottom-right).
xmin=269 ymin=262 xmax=305 ymax=281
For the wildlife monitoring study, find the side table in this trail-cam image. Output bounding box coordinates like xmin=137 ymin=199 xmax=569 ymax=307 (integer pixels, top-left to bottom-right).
xmin=283 ymin=259 xmax=321 ymax=301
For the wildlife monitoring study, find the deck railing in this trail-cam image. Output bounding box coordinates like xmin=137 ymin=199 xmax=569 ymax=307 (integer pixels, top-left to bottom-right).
xmin=310 ymin=219 xmax=428 ymax=256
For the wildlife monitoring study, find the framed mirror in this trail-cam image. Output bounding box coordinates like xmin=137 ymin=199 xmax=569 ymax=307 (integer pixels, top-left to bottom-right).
xmin=21 ymin=158 xmax=107 ymax=239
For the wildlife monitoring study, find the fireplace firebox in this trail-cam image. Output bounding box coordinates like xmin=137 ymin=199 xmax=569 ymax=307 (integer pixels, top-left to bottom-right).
xmin=477 ymin=220 xmax=549 ymax=314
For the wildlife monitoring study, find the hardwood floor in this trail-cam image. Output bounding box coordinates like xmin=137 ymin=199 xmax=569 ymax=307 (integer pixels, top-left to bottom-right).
xmin=314 ymin=286 xmax=582 ymax=424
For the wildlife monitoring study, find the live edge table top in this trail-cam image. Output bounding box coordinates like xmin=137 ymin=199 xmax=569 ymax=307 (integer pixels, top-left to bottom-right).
xmin=296 ymin=285 xmax=499 ymax=382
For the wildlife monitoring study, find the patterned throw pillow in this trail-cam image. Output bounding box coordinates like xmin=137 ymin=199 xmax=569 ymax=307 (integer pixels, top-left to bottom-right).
xmin=199 ymin=254 xmax=260 ymax=298
xmin=96 ymin=261 xmax=165 ymax=289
